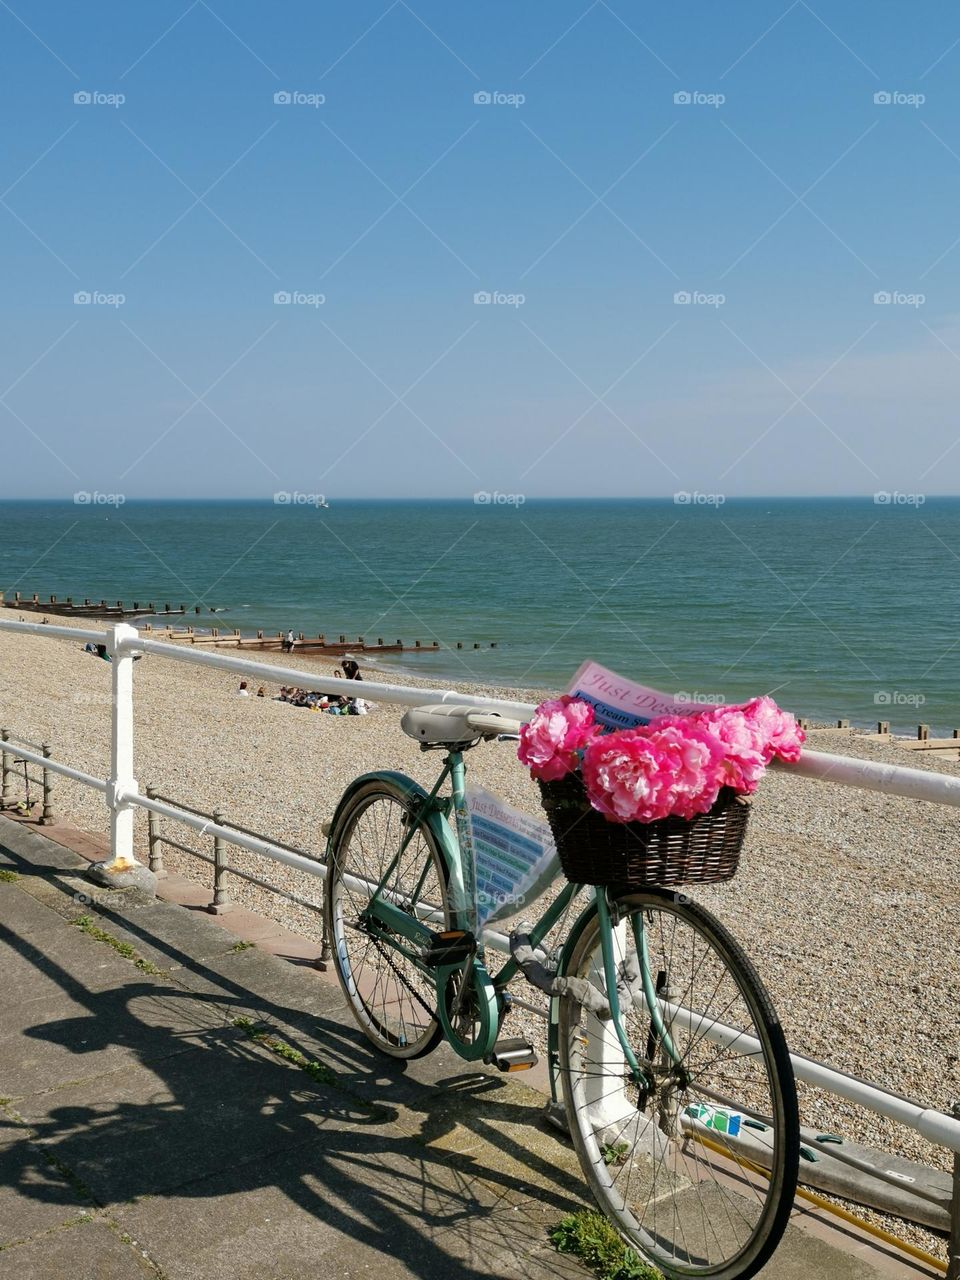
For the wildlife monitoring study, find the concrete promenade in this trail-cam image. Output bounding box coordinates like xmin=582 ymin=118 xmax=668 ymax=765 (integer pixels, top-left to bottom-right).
xmin=0 ymin=816 xmax=939 ymax=1280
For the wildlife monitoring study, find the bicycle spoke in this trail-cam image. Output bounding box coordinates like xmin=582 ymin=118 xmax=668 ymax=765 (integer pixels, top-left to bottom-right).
xmin=327 ymin=785 xmax=449 ymax=1058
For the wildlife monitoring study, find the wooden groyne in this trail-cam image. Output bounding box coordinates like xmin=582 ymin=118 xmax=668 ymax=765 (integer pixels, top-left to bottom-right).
xmin=0 ymin=592 xmax=496 ymax=657
xmin=138 ymin=626 xmax=498 ymax=657
xmin=2 ymin=591 xmax=188 ymax=620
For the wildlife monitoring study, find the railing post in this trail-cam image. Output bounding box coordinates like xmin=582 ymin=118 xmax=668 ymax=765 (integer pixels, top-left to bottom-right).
xmin=0 ymin=729 xmax=12 ymax=810
xmin=208 ymin=811 xmax=230 ymax=914
xmin=949 ymin=1103 xmax=960 ymax=1280
xmin=146 ymin=787 xmax=165 ymax=877
xmin=96 ymin=622 xmax=144 ymax=877
xmin=40 ymin=743 xmax=54 ymax=825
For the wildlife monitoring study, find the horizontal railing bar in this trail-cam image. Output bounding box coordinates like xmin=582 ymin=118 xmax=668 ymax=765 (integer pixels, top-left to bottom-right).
xmin=157 ymin=836 xmax=213 ymax=864
xmin=661 ymin=1000 xmax=960 ymax=1154
xmin=221 ymin=863 xmax=323 ymax=913
xmin=132 ymin=791 xmax=329 ymax=879
xmin=771 ymin=750 xmax=960 ymax=808
xmin=126 ymin=634 xmax=539 ymax=720
xmin=7 ymin=615 xmax=960 ymax=812
xmin=1 ymin=742 xmax=108 ymax=793
xmin=3 ymin=732 xmax=46 ymax=752
xmin=150 ymin=793 xmax=323 ymax=860
xmin=0 ymin=619 xmax=107 ymax=645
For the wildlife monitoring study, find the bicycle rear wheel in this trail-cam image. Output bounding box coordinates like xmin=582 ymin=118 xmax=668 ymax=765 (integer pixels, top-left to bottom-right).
xmin=558 ymin=889 xmax=798 ymax=1280
xmin=325 ymin=778 xmax=451 ymax=1059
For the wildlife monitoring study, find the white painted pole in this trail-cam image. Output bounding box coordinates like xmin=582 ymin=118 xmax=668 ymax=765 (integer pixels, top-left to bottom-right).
xmin=103 ymin=623 xmax=140 ymax=873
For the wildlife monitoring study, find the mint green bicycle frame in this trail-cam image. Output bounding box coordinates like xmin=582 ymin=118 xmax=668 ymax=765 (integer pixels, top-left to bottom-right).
xmin=338 ymin=746 xmax=676 ymax=1090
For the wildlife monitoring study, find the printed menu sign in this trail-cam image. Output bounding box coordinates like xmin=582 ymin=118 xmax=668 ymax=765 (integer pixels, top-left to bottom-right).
xmin=466 ymin=786 xmax=559 ymax=928
xmin=566 ymin=659 xmax=700 ymax=730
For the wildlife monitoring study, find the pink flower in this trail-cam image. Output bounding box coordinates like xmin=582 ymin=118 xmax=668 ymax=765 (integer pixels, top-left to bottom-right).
xmin=518 ymin=696 xmax=602 ymax=781
xmin=738 ymin=696 xmax=806 ymax=763
xmin=582 ymin=722 xmax=725 ymax=823
xmin=691 ymin=705 xmax=768 ymax=794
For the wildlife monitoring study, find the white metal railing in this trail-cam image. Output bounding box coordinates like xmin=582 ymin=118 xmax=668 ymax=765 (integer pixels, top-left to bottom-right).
xmin=2 ymin=615 xmax=960 ymax=1169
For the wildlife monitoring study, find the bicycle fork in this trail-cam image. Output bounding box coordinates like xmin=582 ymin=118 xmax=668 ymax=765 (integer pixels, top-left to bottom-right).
xmin=593 ymin=892 xmax=685 ymax=1128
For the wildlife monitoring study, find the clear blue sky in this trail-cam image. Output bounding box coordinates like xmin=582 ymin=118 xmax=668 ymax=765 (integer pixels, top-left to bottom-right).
xmin=2 ymin=1 xmax=960 ymax=499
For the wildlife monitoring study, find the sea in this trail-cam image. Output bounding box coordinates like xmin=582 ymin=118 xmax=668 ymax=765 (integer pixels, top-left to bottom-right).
xmin=0 ymin=497 xmax=956 ymax=734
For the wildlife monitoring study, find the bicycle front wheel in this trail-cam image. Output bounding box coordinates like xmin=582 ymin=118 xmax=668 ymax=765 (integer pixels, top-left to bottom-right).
xmin=558 ymin=889 xmax=799 ymax=1280
xmin=325 ymin=779 xmax=451 ymax=1059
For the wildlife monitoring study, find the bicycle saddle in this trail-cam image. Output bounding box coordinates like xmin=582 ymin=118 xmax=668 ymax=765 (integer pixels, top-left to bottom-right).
xmin=400 ymin=704 xmax=505 ymax=747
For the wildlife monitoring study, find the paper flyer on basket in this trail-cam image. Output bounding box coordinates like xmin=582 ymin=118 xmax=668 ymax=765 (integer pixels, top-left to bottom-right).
xmin=566 ymin=659 xmax=708 ymax=730
xmin=466 ymin=786 xmax=559 ymax=929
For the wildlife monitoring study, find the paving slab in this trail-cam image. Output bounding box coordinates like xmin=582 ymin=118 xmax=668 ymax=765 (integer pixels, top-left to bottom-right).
xmin=0 ymin=1219 xmax=154 ymax=1279
xmin=0 ymin=1126 xmax=93 ymax=1246
xmin=111 ymin=1125 xmax=586 ymax=1280
xmin=14 ymin=1032 xmax=391 ymax=1210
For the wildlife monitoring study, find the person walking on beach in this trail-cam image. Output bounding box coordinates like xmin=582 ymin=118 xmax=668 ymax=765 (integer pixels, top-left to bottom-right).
xmin=284 ymin=630 xmax=295 ymax=654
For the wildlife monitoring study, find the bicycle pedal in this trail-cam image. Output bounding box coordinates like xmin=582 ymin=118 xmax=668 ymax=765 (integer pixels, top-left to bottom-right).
xmin=486 ymin=1037 xmax=538 ymax=1073
xmin=421 ymin=929 xmax=476 ymax=967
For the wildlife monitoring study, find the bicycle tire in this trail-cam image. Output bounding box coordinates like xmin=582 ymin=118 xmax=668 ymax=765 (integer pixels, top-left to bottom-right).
xmin=325 ymin=778 xmax=451 ymax=1059
xmin=557 ymin=888 xmax=799 ymax=1280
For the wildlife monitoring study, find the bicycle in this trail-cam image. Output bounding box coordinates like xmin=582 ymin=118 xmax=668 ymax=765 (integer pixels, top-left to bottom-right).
xmin=323 ymin=703 xmax=800 ymax=1280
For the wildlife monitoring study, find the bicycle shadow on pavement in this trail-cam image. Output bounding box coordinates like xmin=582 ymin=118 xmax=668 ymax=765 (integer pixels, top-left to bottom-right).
xmin=0 ymin=889 xmax=588 ymax=1280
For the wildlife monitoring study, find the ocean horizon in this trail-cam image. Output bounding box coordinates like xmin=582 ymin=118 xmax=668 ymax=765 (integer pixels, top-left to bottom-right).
xmin=1 ymin=496 xmax=957 ymax=734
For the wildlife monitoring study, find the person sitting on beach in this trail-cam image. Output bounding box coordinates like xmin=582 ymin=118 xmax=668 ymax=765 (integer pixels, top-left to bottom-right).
xmin=342 ymin=659 xmax=362 ymax=681
xmin=237 ymin=681 xmax=249 ymax=697
xmin=256 ymin=686 xmax=266 ymax=697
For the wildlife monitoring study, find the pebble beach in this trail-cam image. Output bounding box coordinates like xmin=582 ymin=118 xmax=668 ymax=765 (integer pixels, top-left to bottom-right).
xmin=0 ymin=617 xmax=957 ymax=1259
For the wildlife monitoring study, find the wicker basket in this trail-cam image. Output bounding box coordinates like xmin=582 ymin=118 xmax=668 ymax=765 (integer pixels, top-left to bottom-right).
xmin=537 ymin=775 xmax=749 ymax=889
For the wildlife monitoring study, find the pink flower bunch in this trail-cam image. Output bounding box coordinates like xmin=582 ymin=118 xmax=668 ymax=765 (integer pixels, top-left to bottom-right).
xmin=581 ymin=721 xmax=728 ymax=823
xmin=520 ymin=692 xmax=805 ymax=824
xmin=517 ymin=695 xmax=602 ymax=781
